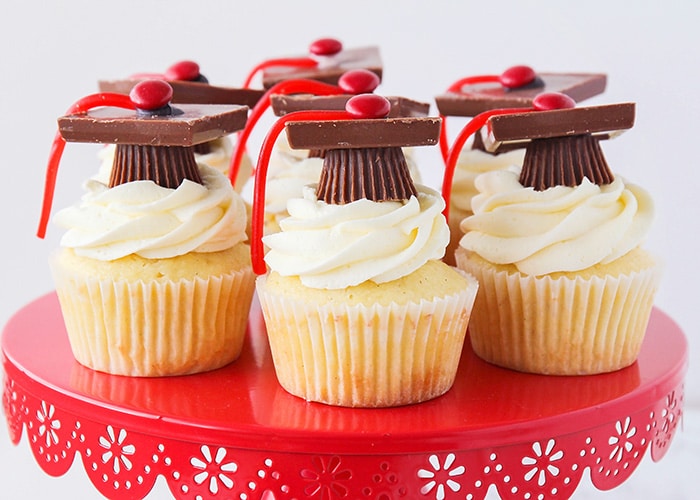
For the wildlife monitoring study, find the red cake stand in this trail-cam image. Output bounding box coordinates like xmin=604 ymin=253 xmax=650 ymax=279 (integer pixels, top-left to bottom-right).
xmin=2 ymin=292 xmax=687 ymax=500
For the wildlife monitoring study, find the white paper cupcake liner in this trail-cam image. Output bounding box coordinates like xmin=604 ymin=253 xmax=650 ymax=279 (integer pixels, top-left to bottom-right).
xmin=456 ymin=249 xmax=661 ymax=375
xmin=51 ymin=259 xmax=255 ymax=377
xmin=256 ymin=272 xmax=478 ymax=407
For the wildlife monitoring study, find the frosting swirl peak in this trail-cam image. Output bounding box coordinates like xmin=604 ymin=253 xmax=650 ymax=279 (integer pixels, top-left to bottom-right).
xmin=263 ymin=184 xmax=449 ymax=289
xmin=55 ymin=165 xmax=247 ymax=261
xmin=459 ymin=169 xmax=654 ymax=276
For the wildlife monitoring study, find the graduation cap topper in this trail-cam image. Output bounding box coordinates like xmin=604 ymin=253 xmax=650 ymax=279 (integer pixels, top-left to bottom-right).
xmin=246 ymin=37 xmax=383 ymax=90
xmin=227 ymin=68 xmax=382 ymax=186
xmin=37 ymin=79 xmax=249 ymax=238
xmin=435 ymin=66 xmax=607 ymax=162
xmin=249 ymin=93 xmax=441 ymax=274
xmin=440 ymin=92 xmax=635 ymax=221
xmin=98 ymin=60 xmax=265 ymax=109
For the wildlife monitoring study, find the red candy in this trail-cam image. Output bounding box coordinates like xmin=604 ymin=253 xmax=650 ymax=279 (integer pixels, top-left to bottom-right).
xmin=345 ymin=94 xmax=391 ymax=119
xmin=338 ymin=69 xmax=380 ymax=94
xmin=533 ymin=92 xmax=576 ymax=111
xmin=164 ymin=60 xmax=201 ymax=82
xmin=309 ymin=38 xmax=343 ymax=56
xmin=499 ymin=65 xmax=537 ymax=89
xmin=129 ymin=80 xmax=173 ymax=110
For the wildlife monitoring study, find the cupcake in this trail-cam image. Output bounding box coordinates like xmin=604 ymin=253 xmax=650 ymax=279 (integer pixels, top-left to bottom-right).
xmin=435 ymin=67 xmax=607 ymax=264
xmin=446 ymin=92 xmax=660 ymax=375
xmin=251 ymin=94 xmax=479 ymax=407
xmin=37 ymin=80 xmax=256 ymax=377
xmin=98 ymin=60 xmax=265 ymax=191
xmin=240 ymin=87 xmax=428 ymax=236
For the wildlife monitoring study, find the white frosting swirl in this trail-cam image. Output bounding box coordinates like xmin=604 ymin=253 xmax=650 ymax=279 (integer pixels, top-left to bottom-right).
xmin=54 ymin=165 xmax=247 ymax=261
xmin=263 ymin=184 xmax=449 ymax=289
xmin=451 ymin=148 xmax=524 ymax=213
xmin=459 ymin=169 xmax=654 ymax=276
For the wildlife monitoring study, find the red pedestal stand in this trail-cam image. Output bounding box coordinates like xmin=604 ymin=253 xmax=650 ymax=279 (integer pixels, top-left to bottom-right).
xmin=2 ymin=292 xmax=687 ymax=499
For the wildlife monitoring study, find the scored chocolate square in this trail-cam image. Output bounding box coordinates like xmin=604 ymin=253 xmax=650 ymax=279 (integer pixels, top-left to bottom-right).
xmin=436 ymin=73 xmax=607 ymax=117
xmin=270 ymin=94 xmax=430 ymax=118
xmin=482 ymin=102 xmax=635 ymax=151
xmin=285 ymin=116 xmax=441 ymax=150
xmin=98 ymin=79 xmax=265 ymax=108
xmin=58 ymin=104 xmax=249 ymax=146
xmin=262 ymin=46 xmax=383 ymax=89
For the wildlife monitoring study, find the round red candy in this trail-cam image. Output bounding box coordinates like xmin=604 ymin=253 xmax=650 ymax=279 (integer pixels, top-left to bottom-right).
xmin=533 ymin=92 xmax=576 ymax=111
xmin=309 ymin=38 xmax=343 ymax=56
xmin=499 ymin=65 xmax=537 ymax=89
xmin=345 ymin=94 xmax=390 ymax=119
xmin=164 ymin=60 xmax=201 ymax=81
xmin=338 ymin=69 xmax=380 ymax=95
xmin=129 ymin=80 xmax=173 ymax=110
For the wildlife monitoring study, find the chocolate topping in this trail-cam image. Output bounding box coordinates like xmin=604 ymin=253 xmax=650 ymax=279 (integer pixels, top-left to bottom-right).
xmin=98 ymin=80 xmax=265 ymax=107
xmin=519 ymin=134 xmax=614 ymax=190
xmin=285 ymin=116 xmax=441 ymax=150
xmin=483 ymin=102 xmax=635 ymax=150
xmin=111 ymin=144 xmax=202 ymax=188
xmin=316 ymin=147 xmax=417 ymax=204
xmin=271 ymin=94 xmax=430 ymax=118
xmin=261 ymin=46 xmax=383 ymax=89
xmin=436 ymin=73 xmax=607 ymax=117
xmin=58 ymin=104 xmax=249 ymax=147
xmin=482 ymin=102 xmax=634 ymax=190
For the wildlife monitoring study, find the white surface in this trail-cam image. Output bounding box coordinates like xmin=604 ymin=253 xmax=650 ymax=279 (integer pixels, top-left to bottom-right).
xmin=1 ymin=1 xmax=698 ymax=498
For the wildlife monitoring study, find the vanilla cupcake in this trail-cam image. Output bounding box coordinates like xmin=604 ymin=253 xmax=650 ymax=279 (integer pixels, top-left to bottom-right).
xmin=38 ymin=81 xmax=255 ymax=377
xmin=450 ymin=94 xmax=661 ymax=375
xmin=251 ymin=95 xmax=478 ymax=407
xmin=436 ymin=67 xmax=607 ymax=264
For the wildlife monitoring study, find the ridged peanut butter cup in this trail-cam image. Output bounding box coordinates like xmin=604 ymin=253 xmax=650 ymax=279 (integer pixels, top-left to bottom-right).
xmin=316 ymin=146 xmax=417 ymax=204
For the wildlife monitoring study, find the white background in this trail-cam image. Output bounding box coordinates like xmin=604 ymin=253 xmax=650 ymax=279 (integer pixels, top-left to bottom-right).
xmin=1 ymin=0 xmax=698 ymax=498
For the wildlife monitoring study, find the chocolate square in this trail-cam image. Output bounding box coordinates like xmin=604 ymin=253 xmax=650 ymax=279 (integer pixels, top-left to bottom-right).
xmin=98 ymin=79 xmax=265 ymax=107
xmin=435 ymin=73 xmax=607 ymax=117
xmin=270 ymin=94 xmax=430 ymax=117
xmin=483 ymin=102 xmax=635 ymax=151
xmin=58 ymin=104 xmax=249 ymax=146
xmin=262 ymin=46 xmax=383 ymax=88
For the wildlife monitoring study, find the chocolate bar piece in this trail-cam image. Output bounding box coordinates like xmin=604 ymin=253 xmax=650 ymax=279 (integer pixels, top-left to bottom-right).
xmin=285 ymin=117 xmax=441 ymax=150
xmin=436 ymin=73 xmax=607 ymax=117
xmin=262 ymin=46 xmax=383 ymax=88
xmin=483 ymin=102 xmax=635 ymax=151
xmin=271 ymin=94 xmax=430 ymax=118
xmin=58 ymin=104 xmax=249 ymax=146
xmin=99 ymin=79 xmax=265 ymax=107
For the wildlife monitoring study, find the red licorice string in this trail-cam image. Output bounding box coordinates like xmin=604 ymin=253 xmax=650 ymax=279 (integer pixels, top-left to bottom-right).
xmin=251 ymin=110 xmax=350 ymax=275
xmin=241 ymin=57 xmax=318 ymax=89
xmin=439 ymin=76 xmax=502 ymax=164
xmin=227 ymin=79 xmax=343 ymax=186
xmin=441 ymin=107 xmax=534 ymax=221
xmin=36 ymin=93 xmax=136 ymax=238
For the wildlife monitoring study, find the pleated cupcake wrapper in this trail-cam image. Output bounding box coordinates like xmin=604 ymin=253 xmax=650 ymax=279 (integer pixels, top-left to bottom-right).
xmin=51 ymin=262 xmax=255 ymax=377
xmin=456 ymin=251 xmax=661 ymax=375
xmin=256 ymin=273 xmax=478 ymax=408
